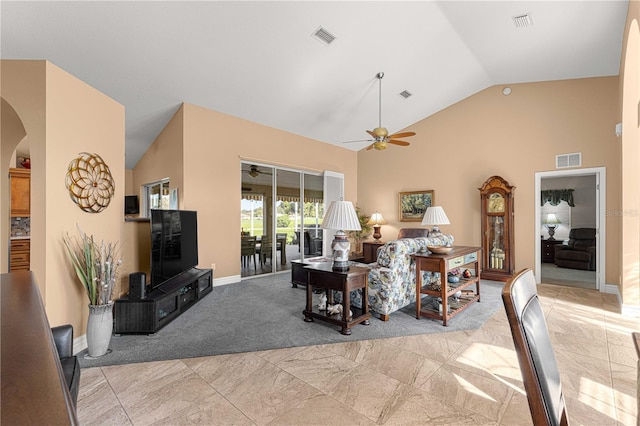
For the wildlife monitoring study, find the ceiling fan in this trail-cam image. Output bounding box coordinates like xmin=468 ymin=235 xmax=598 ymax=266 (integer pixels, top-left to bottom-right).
xmin=343 ymin=72 xmax=416 ymax=151
xmin=243 ymin=164 xmax=272 ymax=178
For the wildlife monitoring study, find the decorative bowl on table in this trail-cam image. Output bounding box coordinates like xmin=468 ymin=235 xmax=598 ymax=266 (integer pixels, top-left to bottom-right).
xmin=428 ymin=246 xmax=453 ymax=254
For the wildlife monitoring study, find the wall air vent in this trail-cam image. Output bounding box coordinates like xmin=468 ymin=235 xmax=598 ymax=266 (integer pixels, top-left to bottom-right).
xmin=399 ymin=90 xmax=412 ymax=99
xmin=513 ymin=13 xmax=533 ymax=28
xmin=556 ymin=152 xmax=582 ymax=169
xmin=312 ymin=26 xmax=336 ymax=45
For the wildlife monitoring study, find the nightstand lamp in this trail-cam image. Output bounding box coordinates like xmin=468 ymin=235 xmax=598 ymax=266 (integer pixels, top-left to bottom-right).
xmin=321 ymin=199 xmax=361 ymax=271
xmin=544 ymin=213 xmax=561 ymax=240
xmin=421 ymin=206 xmax=450 ymax=237
xmin=367 ymin=212 xmax=386 ymax=242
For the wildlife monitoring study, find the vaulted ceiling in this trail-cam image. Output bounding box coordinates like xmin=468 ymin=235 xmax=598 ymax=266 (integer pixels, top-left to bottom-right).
xmin=1 ymin=1 xmax=628 ymax=168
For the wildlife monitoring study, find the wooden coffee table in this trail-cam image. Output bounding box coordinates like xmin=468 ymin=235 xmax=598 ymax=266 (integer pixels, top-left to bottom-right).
xmin=302 ymin=262 xmax=371 ymax=335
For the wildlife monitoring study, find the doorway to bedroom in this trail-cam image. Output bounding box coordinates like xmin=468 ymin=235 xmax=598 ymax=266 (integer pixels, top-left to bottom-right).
xmin=535 ymin=167 xmax=605 ymax=291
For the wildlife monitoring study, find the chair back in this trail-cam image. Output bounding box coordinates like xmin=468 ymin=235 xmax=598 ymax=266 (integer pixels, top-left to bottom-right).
xmin=259 ymin=235 xmax=273 ymax=253
xmin=276 ymin=233 xmax=287 ymax=247
xmin=502 ymin=268 xmax=569 ymax=426
xmin=397 ymin=228 xmax=430 ymax=239
xmin=241 ymin=236 xmax=256 ymax=255
xmin=567 ymin=228 xmax=596 ymax=250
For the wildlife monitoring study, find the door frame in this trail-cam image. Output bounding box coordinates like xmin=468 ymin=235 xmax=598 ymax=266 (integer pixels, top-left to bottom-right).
xmin=534 ymin=167 xmax=605 ymax=291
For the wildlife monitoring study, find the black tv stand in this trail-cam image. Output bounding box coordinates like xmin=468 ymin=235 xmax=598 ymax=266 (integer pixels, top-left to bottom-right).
xmin=114 ymin=268 xmax=213 ymax=334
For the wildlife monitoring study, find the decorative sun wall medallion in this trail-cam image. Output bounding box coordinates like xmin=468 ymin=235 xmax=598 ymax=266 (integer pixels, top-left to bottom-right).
xmin=65 ymin=152 xmax=115 ymax=213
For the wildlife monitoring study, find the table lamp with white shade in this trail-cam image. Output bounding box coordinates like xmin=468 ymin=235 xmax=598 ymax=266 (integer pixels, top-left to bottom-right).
xmin=367 ymin=211 xmax=386 ymax=242
xmin=321 ymin=199 xmax=361 ymax=271
xmin=421 ymin=206 xmax=450 ymax=237
xmin=544 ymin=213 xmax=561 ymax=240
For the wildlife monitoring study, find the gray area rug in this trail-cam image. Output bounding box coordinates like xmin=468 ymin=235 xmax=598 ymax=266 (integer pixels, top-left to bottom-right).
xmin=80 ymin=274 xmax=504 ymax=367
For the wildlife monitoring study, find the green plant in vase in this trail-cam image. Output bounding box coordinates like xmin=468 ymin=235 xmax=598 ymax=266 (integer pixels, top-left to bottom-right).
xmin=63 ymin=227 xmax=121 ymax=357
xmin=348 ymin=207 xmax=373 ymax=255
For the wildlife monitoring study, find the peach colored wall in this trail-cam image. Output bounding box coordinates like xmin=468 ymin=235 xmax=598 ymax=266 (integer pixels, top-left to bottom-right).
xmin=357 ymin=77 xmax=621 ymax=286
xmin=131 ymin=102 xmax=358 ymax=280
xmin=125 ymin=169 xmax=134 ymax=194
xmin=1 ymin=60 xmax=125 ymax=335
xmin=131 ymin=104 xmax=184 ymax=204
xmin=619 ymin=1 xmax=640 ymax=307
xmin=45 ymin=62 xmax=125 ymax=331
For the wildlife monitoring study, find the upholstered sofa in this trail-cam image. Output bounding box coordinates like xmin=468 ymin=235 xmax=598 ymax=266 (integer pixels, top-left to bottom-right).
xmin=342 ymin=234 xmax=454 ymax=321
xmin=554 ymin=227 xmax=596 ymax=271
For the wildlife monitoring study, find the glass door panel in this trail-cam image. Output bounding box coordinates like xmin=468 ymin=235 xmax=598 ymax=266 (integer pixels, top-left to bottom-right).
xmin=302 ymin=173 xmax=324 ymax=259
xmin=275 ymin=169 xmax=300 ymax=271
xmin=241 ymin=163 xmax=274 ymax=277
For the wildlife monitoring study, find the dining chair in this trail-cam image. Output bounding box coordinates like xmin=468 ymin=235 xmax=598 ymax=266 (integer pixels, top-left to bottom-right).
xmin=502 ymin=268 xmax=569 ymax=426
xmin=257 ymin=235 xmax=273 ymax=267
xmin=241 ymin=236 xmax=257 ymax=271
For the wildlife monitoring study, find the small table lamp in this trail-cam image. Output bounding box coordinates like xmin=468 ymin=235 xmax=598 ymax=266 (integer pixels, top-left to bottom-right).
xmin=421 ymin=206 xmax=450 ymax=237
xmin=544 ymin=213 xmax=561 ymax=240
xmin=321 ymin=199 xmax=362 ymax=271
xmin=367 ymin=211 xmax=386 ymax=242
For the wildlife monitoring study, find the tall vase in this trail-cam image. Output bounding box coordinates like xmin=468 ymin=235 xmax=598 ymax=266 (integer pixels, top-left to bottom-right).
xmin=86 ymin=302 xmax=113 ymax=357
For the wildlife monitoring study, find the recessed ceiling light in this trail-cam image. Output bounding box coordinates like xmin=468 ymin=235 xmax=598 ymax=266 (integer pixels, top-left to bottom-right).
xmin=503 ymin=87 xmax=512 ymax=95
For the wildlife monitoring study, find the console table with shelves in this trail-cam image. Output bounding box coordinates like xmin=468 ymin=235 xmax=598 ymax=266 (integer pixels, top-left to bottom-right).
xmin=115 ymin=267 xmax=213 ymax=334
xmin=412 ymin=246 xmax=481 ymax=326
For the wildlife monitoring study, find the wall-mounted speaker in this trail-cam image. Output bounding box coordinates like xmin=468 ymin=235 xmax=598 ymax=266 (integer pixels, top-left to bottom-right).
xmin=128 ymin=272 xmax=146 ymax=300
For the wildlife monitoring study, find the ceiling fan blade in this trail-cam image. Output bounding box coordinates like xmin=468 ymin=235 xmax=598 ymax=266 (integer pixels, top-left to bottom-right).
xmin=365 ymin=143 xmax=375 ymax=151
xmin=366 ymin=130 xmax=377 ymax=138
xmin=388 ymin=131 xmax=416 ymax=139
xmin=388 ymin=140 xmax=410 ymax=146
xmin=343 ymin=138 xmax=373 ymax=144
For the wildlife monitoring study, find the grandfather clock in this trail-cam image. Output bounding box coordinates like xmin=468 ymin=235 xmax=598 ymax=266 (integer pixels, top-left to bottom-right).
xmin=479 ymin=176 xmax=515 ymax=281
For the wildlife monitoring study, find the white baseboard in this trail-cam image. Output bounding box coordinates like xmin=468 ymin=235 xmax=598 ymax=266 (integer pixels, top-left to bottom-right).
xmin=604 ymin=283 xmax=640 ymax=317
xmin=213 ymin=275 xmax=240 ymax=287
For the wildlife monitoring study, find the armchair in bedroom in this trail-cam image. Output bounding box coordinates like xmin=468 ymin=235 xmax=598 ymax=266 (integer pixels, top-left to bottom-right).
xmin=554 ymin=227 xmax=596 ymax=271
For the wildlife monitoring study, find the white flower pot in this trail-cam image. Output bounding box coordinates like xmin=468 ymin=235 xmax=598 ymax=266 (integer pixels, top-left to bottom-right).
xmin=86 ymin=302 xmax=113 ymax=357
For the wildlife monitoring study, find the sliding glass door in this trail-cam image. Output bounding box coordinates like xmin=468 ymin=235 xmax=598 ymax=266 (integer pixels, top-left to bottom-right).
xmin=241 ymin=162 xmax=325 ymax=278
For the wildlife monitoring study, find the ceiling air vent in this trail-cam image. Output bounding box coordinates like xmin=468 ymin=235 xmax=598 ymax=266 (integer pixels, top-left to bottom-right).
xmin=513 ymin=13 xmax=533 ymax=28
xmin=399 ymin=90 xmax=412 ymax=99
xmin=556 ymin=152 xmax=582 ymax=169
xmin=312 ymin=26 xmax=336 ymax=45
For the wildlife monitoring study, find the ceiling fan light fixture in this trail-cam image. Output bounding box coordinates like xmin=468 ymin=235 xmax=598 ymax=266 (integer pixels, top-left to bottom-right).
xmin=373 ymin=127 xmax=388 ymax=139
xmin=374 ymin=141 xmax=388 ymax=150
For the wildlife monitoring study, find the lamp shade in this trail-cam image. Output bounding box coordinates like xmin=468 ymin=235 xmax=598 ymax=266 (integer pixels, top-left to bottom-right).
xmin=421 ymin=206 xmax=450 ymax=226
xmin=321 ymin=200 xmax=361 ymax=231
xmin=544 ymin=213 xmax=561 ymax=225
xmin=367 ymin=212 xmax=386 ymax=226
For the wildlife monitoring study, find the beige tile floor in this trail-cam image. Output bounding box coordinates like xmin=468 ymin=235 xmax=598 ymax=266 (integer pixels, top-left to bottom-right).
xmin=77 ymin=283 xmax=639 ymax=425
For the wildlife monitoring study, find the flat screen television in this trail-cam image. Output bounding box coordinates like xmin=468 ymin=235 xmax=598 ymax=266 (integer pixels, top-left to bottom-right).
xmin=124 ymin=195 xmax=139 ymax=215
xmin=150 ymin=209 xmax=198 ymax=287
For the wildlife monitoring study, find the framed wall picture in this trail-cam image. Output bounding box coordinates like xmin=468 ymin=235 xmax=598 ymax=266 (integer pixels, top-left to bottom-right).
xmin=399 ymin=190 xmax=434 ymax=222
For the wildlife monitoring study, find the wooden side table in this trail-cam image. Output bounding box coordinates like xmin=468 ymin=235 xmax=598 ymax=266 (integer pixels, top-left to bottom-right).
xmin=541 ymin=239 xmax=563 ymax=263
xmin=363 ymin=241 xmax=384 ymax=263
xmin=303 ymin=263 xmax=371 ymax=335
xmin=412 ymin=246 xmax=481 ymax=326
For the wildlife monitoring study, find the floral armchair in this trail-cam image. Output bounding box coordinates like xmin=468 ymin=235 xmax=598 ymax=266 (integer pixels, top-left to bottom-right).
xmin=338 ymin=235 xmax=454 ymax=321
